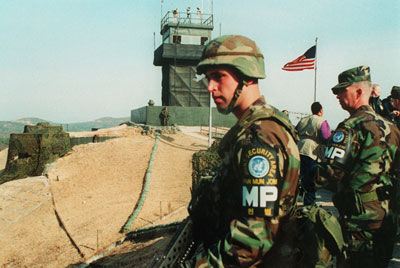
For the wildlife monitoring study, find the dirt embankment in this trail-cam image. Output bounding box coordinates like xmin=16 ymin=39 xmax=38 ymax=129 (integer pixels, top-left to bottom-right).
xmin=0 ymin=125 xmax=209 ymax=267
xmin=0 ymin=149 xmax=7 ymax=171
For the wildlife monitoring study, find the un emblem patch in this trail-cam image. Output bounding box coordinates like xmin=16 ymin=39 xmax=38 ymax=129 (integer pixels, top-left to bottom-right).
xmin=333 ymin=132 xmax=345 ymax=143
xmin=248 ymin=156 xmax=270 ymax=178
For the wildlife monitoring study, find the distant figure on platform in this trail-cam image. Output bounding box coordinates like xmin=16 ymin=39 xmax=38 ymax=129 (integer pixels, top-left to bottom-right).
xmin=186 ymin=7 xmax=191 ymax=23
xmin=148 ymin=99 xmax=155 ymax=106
xmin=197 ymin=7 xmax=202 ymax=23
xmin=295 ymin=101 xmax=331 ymax=205
xmin=173 ymin=8 xmax=179 ymax=22
xmin=160 ymin=106 xmax=170 ymax=126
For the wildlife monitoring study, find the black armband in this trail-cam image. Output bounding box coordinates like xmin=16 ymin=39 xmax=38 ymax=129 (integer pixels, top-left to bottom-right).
xmin=239 ymin=140 xmax=280 ymax=217
xmin=324 ymin=127 xmax=353 ymax=170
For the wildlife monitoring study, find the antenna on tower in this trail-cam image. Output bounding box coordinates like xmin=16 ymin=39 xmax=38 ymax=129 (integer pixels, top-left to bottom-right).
xmin=160 ymin=0 xmax=163 ymax=20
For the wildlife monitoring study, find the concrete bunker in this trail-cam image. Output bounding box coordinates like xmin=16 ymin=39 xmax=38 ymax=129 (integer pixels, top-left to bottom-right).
xmin=0 ymin=122 xmax=71 ymax=184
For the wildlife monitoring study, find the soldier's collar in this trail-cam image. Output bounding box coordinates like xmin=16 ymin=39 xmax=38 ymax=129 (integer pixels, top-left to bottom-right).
xmin=352 ymin=105 xmax=373 ymax=116
xmin=237 ymin=96 xmax=267 ymax=124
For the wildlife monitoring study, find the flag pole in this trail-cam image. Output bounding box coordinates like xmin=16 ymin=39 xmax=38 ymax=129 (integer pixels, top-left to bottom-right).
xmin=314 ymin=37 xmax=318 ymax=102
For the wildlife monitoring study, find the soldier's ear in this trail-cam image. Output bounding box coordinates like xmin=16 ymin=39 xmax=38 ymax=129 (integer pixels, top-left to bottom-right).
xmin=356 ymin=88 xmax=363 ymax=97
xmin=245 ymin=78 xmax=258 ymax=86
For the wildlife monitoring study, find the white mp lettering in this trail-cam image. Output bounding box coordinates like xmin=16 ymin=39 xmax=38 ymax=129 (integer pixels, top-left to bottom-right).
xmin=331 ymin=148 xmax=345 ymax=159
xmin=259 ymin=186 xmax=278 ymax=206
xmin=242 ymin=186 xmax=278 ymax=207
xmin=243 ymin=186 xmax=258 ymax=207
xmin=325 ymin=147 xmax=333 ymax=158
xmin=325 ymin=147 xmax=345 ymax=159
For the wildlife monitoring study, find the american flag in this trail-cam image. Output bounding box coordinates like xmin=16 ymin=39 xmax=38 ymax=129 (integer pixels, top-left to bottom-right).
xmin=282 ymin=45 xmax=316 ymax=71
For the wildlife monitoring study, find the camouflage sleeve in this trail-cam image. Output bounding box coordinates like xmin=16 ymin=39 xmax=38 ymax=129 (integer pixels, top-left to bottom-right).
xmin=184 ymin=120 xmax=300 ymax=267
xmin=315 ymin=126 xmax=353 ymax=188
xmin=316 ymin=113 xmax=397 ymax=190
xmin=182 ymin=217 xmax=273 ymax=267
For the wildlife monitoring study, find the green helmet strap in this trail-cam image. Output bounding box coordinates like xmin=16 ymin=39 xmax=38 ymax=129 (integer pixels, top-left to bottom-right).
xmin=217 ymin=79 xmax=247 ymax=115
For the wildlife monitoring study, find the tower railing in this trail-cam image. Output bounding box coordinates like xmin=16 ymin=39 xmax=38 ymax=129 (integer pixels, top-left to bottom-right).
xmin=161 ymin=11 xmax=213 ymax=30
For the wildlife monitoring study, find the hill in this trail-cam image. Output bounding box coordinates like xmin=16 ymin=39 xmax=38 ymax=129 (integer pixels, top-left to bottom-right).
xmin=0 ymin=121 xmax=25 ymax=150
xmin=63 ymin=116 xmax=131 ymax=132
xmin=0 ymin=116 xmax=131 ymax=150
xmin=0 ymin=126 xmax=207 ymax=267
xmin=12 ymin=117 xmax=55 ymax=125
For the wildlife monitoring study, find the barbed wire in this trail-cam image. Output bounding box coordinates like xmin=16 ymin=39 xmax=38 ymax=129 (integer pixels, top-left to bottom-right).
xmin=287 ymin=111 xmax=310 ymax=117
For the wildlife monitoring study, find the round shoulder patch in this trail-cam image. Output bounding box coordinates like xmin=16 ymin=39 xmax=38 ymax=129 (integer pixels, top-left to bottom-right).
xmin=332 ymin=132 xmax=345 ymax=143
xmin=248 ymin=155 xmax=270 ymax=178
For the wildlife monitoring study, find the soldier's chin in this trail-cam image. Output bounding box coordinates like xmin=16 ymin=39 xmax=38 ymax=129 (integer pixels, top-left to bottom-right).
xmin=216 ymin=106 xmax=231 ymax=115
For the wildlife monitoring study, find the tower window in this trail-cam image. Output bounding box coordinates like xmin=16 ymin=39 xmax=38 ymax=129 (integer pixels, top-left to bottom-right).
xmin=173 ymin=35 xmax=181 ymax=44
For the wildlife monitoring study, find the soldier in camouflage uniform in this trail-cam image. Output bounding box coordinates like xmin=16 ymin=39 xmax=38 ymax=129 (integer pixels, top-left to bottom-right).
xmin=314 ymin=66 xmax=400 ymax=267
xmin=381 ymin=86 xmax=400 ymax=129
xmin=183 ymin=35 xmax=301 ymax=267
xmin=160 ymin=106 xmax=170 ymax=126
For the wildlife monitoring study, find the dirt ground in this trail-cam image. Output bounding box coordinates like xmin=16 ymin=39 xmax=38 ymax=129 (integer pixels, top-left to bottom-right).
xmin=2 ymin=125 xmax=400 ymax=267
xmin=0 ymin=149 xmax=7 ymax=172
xmin=0 ymin=125 xmax=211 ymax=267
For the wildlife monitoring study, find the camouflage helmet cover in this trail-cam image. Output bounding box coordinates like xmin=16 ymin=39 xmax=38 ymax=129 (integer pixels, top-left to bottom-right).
xmin=332 ymin=65 xmax=371 ymax=94
xmin=196 ymin=35 xmax=266 ymax=79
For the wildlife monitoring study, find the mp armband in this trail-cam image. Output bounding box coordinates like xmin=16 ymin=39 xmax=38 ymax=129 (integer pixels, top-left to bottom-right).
xmin=324 ymin=128 xmax=353 ymax=170
xmin=240 ymin=141 xmax=280 ymax=217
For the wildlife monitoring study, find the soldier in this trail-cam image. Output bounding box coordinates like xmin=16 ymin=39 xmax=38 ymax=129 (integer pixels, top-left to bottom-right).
xmin=381 ymin=86 xmax=400 ymax=128
xmin=183 ymin=35 xmax=301 ymax=267
xmin=148 ymin=99 xmax=155 ymax=106
xmin=196 ymin=7 xmax=202 ymax=23
xmin=173 ymin=8 xmax=179 ymax=22
xmin=160 ymin=106 xmax=169 ymax=126
xmin=186 ymin=7 xmax=191 ymax=23
xmin=314 ymin=66 xmax=400 ymax=267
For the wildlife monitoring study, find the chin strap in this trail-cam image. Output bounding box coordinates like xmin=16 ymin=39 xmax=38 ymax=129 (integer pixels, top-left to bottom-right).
xmin=217 ymin=80 xmax=248 ymax=115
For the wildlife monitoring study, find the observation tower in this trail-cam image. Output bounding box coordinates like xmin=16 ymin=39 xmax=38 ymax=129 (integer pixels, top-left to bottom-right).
xmin=154 ymin=9 xmax=214 ymax=107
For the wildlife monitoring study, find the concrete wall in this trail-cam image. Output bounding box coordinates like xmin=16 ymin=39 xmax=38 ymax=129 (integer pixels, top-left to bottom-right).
xmin=70 ymin=136 xmax=117 ymax=147
xmin=131 ymin=106 xmax=236 ymax=128
xmin=130 ymin=106 xmax=147 ymax=124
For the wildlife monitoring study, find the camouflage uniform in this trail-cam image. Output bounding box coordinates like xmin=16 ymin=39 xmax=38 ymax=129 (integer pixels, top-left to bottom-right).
xmin=182 ymin=35 xmax=301 ymax=268
xmin=380 ymin=86 xmax=400 ymax=129
xmin=160 ymin=107 xmax=169 ymax=126
xmin=316 ymin=66 xmax=400 ymax=267
xmin=369 ymin=95 xmax=384 ymax=116
xmin=187 ymin=97 xmax=300 ymax=267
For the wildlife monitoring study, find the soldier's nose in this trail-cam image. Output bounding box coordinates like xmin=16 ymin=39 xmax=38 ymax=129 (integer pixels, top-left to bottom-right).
xmin=207 ymin=80 xmax=216 ymax=93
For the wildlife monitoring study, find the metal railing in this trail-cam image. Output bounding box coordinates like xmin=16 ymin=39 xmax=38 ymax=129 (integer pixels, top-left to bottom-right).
xmin=161 ymin=11 xmax=213 ymax=30
xmin=200 ymin=125 xmax=228 ymax=139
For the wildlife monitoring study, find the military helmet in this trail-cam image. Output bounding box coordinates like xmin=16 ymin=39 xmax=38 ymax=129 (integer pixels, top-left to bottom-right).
xmin=196 ymin=35 xmax=266 ymax=79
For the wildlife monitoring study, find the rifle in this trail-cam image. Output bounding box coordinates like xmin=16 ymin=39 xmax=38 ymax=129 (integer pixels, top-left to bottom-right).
xmin=149 ymin=173 xmax=216 ymax=267
xmin=148 ymin=217 xmax=196 ymax=267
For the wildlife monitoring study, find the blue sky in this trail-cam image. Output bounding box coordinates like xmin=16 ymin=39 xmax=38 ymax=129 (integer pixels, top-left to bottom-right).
xmin=1 ymin=0 xmax=399 ymax=128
